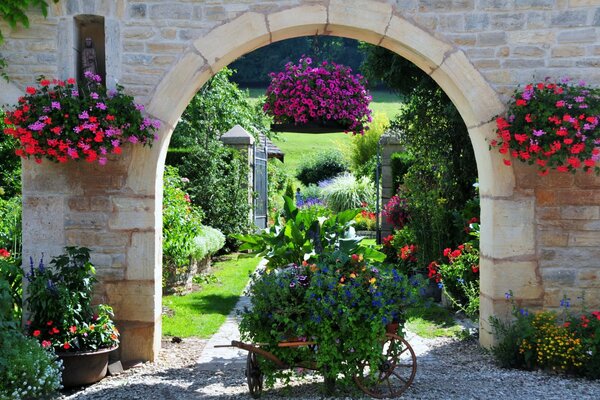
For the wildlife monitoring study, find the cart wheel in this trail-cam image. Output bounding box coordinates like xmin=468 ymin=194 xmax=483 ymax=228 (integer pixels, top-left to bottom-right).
xmin=245 ymin=352 xmax=263 ymax=399
xmin=353 ymin=333 xmax=417 ymax=399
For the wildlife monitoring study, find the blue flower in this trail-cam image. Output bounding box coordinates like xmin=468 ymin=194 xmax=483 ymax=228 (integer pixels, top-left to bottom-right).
xmin=505 ymin=291 xmax=511 ymax=300
xmin=519 ymin=308 xmax=529 ymax=316
xmin=437 ymin=282 xmax=443 ymax=289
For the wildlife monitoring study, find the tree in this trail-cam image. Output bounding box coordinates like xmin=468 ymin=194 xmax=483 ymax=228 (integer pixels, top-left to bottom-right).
xmin=171 ymin=67 xmax=270 ymax=148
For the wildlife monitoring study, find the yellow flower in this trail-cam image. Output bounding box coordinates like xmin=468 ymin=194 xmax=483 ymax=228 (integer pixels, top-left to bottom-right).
xmin=369 ymin=277 xmax=376 ymax=284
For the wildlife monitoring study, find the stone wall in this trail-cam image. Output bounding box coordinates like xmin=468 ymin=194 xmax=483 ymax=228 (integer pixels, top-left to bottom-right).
xmin=2 ymin=0 xmax=600 ymax=361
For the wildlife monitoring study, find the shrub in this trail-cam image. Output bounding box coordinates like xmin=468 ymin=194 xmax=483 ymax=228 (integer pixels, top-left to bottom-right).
xmin=191 ymin=226 xmax=225 ymax=261
xmin=263 ymin=57 xmax=372 ymax=135
xmin=178 ymin=142 xmax=251 ymax=251
xmin=320 ymin=173 xmax=375 ymax=213
xmin=0 ymin=253 xmax=22 ymax=322
xmin=0 ymin=328 xmax=62 ymax=400
xmin=267 ymin=158 xmax=290 ymax=199
xmin=390 ymin=152 xmax=414 ymax=188
xmin=163 ymin=166 xmax=205 ymax=286
xmin=349 ymin=112 xmax=389 ymax=179
xmin=296 ymin=148 xmax=349 ymax=186
xmin=0 ymin=196 xmax=21 ymax=255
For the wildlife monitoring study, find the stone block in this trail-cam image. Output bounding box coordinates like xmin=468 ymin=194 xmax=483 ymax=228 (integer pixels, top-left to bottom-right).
xmin=149 ymin=4 xmax=192 ymax=20
xmin=512 ymin=45 xmax=546 ymax=57
xmin=126 ymin=232 xmax=159 ymax=281
xmin=328 ymin=0 xmax=392 ymax=45
xmin=568 ymin=0 xmax=600 ymax=6
xmin=551 ymin=10 xmax=588 ymax=27
xmin=507 ymin=30 xmax=555 ymax=44
xmin=480 ymin=257 xmax=543 ymax=300
xmin=128 ymin=4 xmax=146 ymax=19
xmin=536 ymin=206 xmax=561 ymax=220
xmin=568 ymin=231 xmax=600 ymax=246
xmin=477 ymin=0 xmax=513 ymax=10
xmin=65 ymin=211 xmax=108 ymax=229
xmin=557 ymin=28 xmax=597 ymax=43
xmin=561 ymin=206 xmax=600 ymax=220
xmin=268 ymin=5 xmax=327 ymax=42
xmin=538 ymin=231 xmax=568 ymax=247
xmin=123 ymin=27 xmax=155 ymax=40
xmin=540 ymin=247 xmax=600 ymax=269
xmin=480 ymin=196 xmax=536 ymax=258
xmin=465 ymin=13 xmax=489 ymax=31
xmin=515 ymin=0 xmax=555 ymax=9
xmin=65 ymin=230 xmax=130 ymax=248
xmin=419 ymin=0 xmax=474 ymax=12
xmin=108 ymin=197 xmax=154 ymax=230
xmin=22 ymin=196 xmax=66 ymax=247
xmin=115 ymin=319 xmax=160 ymax=363
xmin=147 ymin=52 xmax=210 ymax=127
xmin=576 ymin=268 xmax=600 ymax=288
xmin=147 ymin=42 xmax=187 ymax=54
xmin=104 ymin=281 xmax=159 ymax=324
xmin=551 ymin=45 xmax=585 ymax=58
xmin=194 ymin=12 xmax=269 ymax=73
xmin=491 ymin=13 xmax=525 ymax=30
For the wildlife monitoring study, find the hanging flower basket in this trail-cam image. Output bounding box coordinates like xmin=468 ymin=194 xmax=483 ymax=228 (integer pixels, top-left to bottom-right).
xmin=490 ymin=78 xmax=600 ymax=176
xmin=2 ymin=72 xmax=160 ymax=165
xmin=263 ymin=57 xmax=372 ymax=135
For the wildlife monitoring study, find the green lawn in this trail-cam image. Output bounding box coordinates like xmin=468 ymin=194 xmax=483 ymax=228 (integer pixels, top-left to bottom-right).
xmin=405 ymin=303 xmax=464 ymax=338
xmin=162 ymin=254 xmax=261 ymax=338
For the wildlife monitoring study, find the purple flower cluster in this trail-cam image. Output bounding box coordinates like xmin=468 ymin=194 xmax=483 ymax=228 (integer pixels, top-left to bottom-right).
xmin=263 ymin=57 xmax=372 ymax=135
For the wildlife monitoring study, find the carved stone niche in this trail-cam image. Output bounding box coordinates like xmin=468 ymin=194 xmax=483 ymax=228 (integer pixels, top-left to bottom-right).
xmin=75 ymin=15 xmax=106 ymax=85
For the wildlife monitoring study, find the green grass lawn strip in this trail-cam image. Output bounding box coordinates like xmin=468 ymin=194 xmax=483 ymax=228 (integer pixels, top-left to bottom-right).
xmin=162 ymin=255 xmax=261 ymax=338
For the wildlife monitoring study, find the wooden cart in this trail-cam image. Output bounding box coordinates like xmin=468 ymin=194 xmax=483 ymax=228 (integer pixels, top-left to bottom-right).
xmin=216 ymin=328 xmax=417 ymax=399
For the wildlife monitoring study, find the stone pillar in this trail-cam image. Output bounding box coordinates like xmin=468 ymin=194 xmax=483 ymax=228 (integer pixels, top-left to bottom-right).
xmin=379 ymin=130 xmax=404 ymax=239
xmin=220 ymin=125 xmax=255 ymax=224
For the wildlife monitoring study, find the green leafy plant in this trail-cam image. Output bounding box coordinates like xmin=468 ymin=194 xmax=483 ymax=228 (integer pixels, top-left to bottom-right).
xmin=320 ymin=173 xmax=375 ymax=213
xmin=235 ymin=196 xmax=374 ymax=269
xmin=25 ymin=247 xmax=119 ymax=352
xmin=0 ymin=250 xmax=22 ymax=322
xmin=349 ymin=112 xmax=389 ymax=179
xmin=296 ymin=149 xmax=349 ymax=186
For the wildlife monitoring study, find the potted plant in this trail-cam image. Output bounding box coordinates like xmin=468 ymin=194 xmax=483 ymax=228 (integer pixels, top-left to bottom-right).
xmin=2 ymin=72 xmax=160 ymax=164
xmin=490 ymin=78 xmax=600 ymax=175
xmin=263 ymin=57 xmax=372 ymax=135
xmin=25 ymin=246 xmax=119 ymax=387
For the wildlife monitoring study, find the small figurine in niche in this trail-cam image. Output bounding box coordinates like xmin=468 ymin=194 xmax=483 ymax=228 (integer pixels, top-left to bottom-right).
xmin=81 ymin=37 xmax=98 ymax=77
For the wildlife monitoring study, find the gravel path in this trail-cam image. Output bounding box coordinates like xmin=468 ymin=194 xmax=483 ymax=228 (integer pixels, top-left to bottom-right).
xmin=58 ymin=334 xmax=600 ymax=400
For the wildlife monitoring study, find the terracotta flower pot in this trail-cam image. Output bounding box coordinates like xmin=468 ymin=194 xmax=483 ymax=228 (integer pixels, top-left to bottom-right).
xmin=56 ymin=346 xmax=117 ymax=387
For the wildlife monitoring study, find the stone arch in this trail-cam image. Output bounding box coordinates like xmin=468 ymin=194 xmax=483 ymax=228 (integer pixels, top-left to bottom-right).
xmin=132 ymin=0 xmax=532 ymax=361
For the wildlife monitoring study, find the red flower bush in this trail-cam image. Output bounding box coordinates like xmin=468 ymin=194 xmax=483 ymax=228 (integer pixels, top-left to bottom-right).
xmin=491 ymin=78 xmax=600 ymax=175
xmin=2 ymin=72 xmax=160 ymax=165
xmin=263 ymin=57 xmax=372 ymax=135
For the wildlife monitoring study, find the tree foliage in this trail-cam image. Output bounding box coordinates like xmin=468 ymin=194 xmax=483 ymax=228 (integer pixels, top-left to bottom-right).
xmin=171 ymin=67 xmax=270 ymax=148
xmin=230 ymin=37 xmax=364 ymax=86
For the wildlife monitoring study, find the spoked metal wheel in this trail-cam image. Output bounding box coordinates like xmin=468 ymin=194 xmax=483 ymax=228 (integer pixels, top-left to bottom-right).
xmin=353 ymin=333 xmax=417 ymax=398
xmin=245 ymin=352 xmax=264 ymax=398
